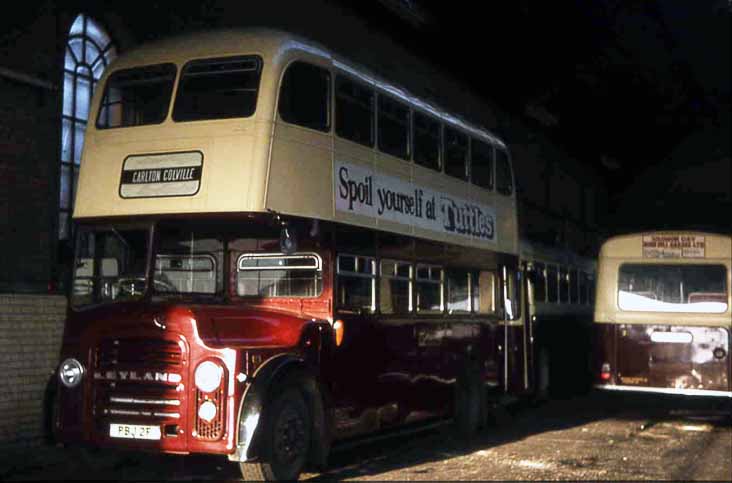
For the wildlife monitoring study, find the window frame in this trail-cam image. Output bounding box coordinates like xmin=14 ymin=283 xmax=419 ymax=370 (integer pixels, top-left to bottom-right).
xmin=235 ymin=252 xmax=323 ymax=298
xmin=277 ymin=60 xmax=332 ymax=133
xmin=95 ymin=62 xmax=178 ymax=130
xmin=376 ymin=92 xmax=411 ymax=160
xmin=443 ymin=125 xmax=469 ymax=181
xmin=336 ymin=253 xmax=377 ymax=313
xmin=379 ymin=259 xmax=413 ymax=315
xmin=415 ymin=263 xmax=444 ymax=314
xmin=335 ymin=74 xmax=375 ymax=148
xmin=469 ymin=137 xmax=495 ymax=190
xmin=172 ymin=55 xmax=263 ymax=123
xmin=495 ymin=146 xmax=514 ymax=196
xmin=411 ymin=110 xmax=442 ymax=171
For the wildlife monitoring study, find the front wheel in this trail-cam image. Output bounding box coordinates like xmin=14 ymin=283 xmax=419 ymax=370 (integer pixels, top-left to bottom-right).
xmin=240 ymin=387 xmax=311 ymax=482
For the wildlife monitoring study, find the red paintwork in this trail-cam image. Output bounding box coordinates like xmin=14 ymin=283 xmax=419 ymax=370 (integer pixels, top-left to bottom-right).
xmin=56 ymin=299 xmax=323 ymax=456
xmin=56 ymin=238 xmax=527 ymax=458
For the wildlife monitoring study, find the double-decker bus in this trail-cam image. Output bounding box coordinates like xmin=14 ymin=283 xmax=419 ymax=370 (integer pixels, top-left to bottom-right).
xmin=521 ymin=240 xmax=596 ymax=398
xmin=52 ymin=28 xmax=530 ymax=481
xmin=593 ymin=231 xmax=731 ymax=398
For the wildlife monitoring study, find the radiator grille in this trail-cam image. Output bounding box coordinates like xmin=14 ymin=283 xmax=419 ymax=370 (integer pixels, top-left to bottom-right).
xmin=93 ymin=337 xmax=185 ymax=431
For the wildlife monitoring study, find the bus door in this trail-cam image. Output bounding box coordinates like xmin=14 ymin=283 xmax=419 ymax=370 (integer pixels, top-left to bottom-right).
xmin=502 ymin=265 xmax=529 ymax=394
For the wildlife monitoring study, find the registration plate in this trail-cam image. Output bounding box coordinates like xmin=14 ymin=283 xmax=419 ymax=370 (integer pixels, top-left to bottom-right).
xmin=109 ymin=423 xmax=161 ymax=440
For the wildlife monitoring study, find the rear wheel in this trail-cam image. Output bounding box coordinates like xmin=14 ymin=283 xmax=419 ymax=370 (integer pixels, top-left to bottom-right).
xmin=453 ymin=365 xmax=485 ymax=439
xmin=240 ymin=386 xmax=311 ymax=482
xmin=532 ymin=347 xmax=551 ymax=405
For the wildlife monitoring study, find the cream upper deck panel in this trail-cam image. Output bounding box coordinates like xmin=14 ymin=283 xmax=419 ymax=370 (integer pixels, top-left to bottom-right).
xmin=74 ymin=28 xmax=517 ymax=255
xmin=594 ymin=231 xmax=732 ymax=326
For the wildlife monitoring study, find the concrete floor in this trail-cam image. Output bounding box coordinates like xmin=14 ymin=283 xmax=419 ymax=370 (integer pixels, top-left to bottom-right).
xmin=3 ymin=390 xmax=730 ymax=481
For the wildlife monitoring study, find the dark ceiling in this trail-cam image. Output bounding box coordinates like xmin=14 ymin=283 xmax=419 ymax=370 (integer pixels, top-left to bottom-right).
xmin=346 ymin=1 xmax=731 ymax=182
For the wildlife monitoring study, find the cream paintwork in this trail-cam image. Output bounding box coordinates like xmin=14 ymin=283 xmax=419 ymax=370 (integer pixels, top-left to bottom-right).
xmin=594 ymin=231 xmax=732 ymax=328
xmin=74 ymin=28 xmax=517 ymax=255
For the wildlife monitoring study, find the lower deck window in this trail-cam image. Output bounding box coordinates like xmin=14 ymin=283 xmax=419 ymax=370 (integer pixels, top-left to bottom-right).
xmin=416 ymin=265 xmax=443 ymax=313
xmin=618 ymin=264 xmax=728 ymax=313
xmin=380 ymin=260 xmax=411 ymax=314
xmin=237 ymin=253 xmax=322 ymax=298
xmin=447 ymin=270 xmax=470 ymax=313
xmin=337 ymin=254 xmax=376 ymax=312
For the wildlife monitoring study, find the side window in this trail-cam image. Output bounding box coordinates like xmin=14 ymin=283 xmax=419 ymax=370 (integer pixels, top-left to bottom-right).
xmin=413 ymin=111 xmax=441 ymax=171
xmin=533 ymin=262 xmax=546 ymax=303
xmin=446 ymin=269 xmax=470 ymax=313
xmin=337 ymin=254 xmax=376 ymax=313
xmin=444 ymin=126 xmax=468 ymax=180
xmin=416 ymin=265 xmax=443 ymax=313
xmin=546 ymin=264 xmax=558 ymax=303
xmin=570 ymin=268 xmax=579 ymax=304
xmin=377 ymin=94 xmax=410 ymax=159
xmin=474 ymin=270 xmax=497 ymax=314
xmin=495 ymin=147 xmax=513 ymax=195
xmin=579 ymin=270 xmax=588 ymax=305
xmin=470 ymin=139 xmax=494 ymax=190
xmin=237 ymin=253 xmax=322 ymax=297
xmin=559 ymin=266 xmax=569 ymax=303
xmin=588 ymin=274 xmax=595 ymax=305
xmin=335 ymin=75 xmax=374 ymax=147
xmin=278 ymin=61 xmax=330 ymax=132
xmin=380 ymin=260 xmax=411 ymax=314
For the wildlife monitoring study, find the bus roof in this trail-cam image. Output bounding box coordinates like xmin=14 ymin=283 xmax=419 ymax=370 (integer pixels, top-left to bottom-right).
xmin=104 ymin=28 xmax=505 ymax=147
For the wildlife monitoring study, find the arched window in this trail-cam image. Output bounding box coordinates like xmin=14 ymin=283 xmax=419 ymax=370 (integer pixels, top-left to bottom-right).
xmin=60 ymin=14 xmax=116 ymax=239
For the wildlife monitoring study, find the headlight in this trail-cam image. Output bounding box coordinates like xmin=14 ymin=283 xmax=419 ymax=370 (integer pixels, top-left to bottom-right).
xmin=59 ymin=358 xmax=84 ymax=388
xmin=194 ymin=361 xmax=223 ymax=393
xmin=198 ymin=401 xmax=217 ymax=422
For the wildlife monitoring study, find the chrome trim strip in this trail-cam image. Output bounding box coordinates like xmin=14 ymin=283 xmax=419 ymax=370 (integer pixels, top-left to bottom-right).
xmin=594 ymin=384 xmax=732 ymax=398
xmin=110 ymin=397 xmax=181 ymax=406
xmin=108 ymin=408 xmax=181 ymax=418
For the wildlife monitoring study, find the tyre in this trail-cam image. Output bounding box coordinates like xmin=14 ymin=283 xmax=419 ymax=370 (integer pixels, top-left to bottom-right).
xmin=240 ymin=386 xmax=311 ymax=482
xmin=536 ymin=347 xmax=551 ymax=400
xmin=453 ymin=365 xmax=483 ymax=439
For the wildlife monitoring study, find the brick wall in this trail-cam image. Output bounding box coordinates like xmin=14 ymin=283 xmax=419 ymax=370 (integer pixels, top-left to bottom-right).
xmin=0 ymin=294 xmax=66 ymax=449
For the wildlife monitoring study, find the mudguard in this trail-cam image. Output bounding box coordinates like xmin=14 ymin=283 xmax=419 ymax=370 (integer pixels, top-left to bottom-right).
xmin=228 ymin=353 xmax=330 ymax=466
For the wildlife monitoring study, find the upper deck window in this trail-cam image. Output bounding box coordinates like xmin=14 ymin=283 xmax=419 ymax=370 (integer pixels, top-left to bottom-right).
xmin=336 ymin=76 xmax=374 ymax=147
xmin=237 ymin=253 xmax=323 ymax=298
xmin=377 ymin=94 xmax=410 ymax=160
xmin=97 ymin=63 xmax=176 ymax=129
xmin=444 ymin=126 xmax=468 ymax=181
xmin=618 ymin=264 xmax=728 ymax=313
xmin=173 ymin=56 xmax=262 ymax=122
xmin=495 ymin=147 xmax=513 ymax=195
xmin=278 ymin=61 xmax=330 ymax=131
xmin=413 ymin=111 xmax=441 ymax=171
xmin=470 ymin=139 xmax=494 ymax=190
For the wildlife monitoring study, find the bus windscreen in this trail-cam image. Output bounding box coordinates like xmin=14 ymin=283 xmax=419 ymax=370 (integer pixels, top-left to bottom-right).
xmin=172 ymin=56 xmax=261 ymax=122
xmin=618 ymin=264 xmax=728 ymax=313
xmin=96 ymin=63 xmax=177 ymax=129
